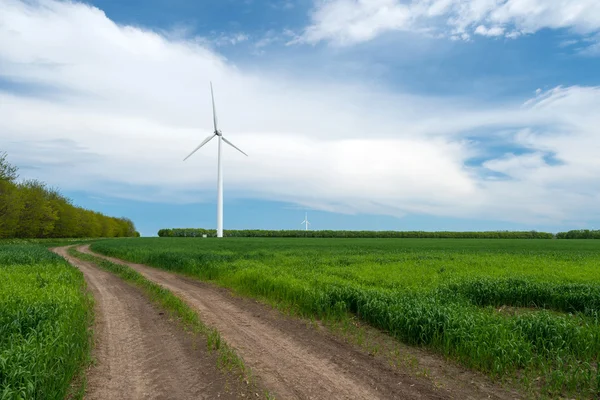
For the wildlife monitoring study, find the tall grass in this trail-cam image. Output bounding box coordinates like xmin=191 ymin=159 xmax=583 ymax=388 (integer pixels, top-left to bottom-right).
xmin=91 ymin=238 xmax=600 ymax=398
xmin=0 ymin=244 xmax=93 ymax=400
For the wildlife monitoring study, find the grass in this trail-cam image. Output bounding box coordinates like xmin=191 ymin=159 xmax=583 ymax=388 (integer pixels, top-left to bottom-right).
xmin=91 ymin=237 xmax=600 ymax=398
xmin=0 ymin=238 xmax=100 ymax=247
xmin=0 ymin=244 xmax=93 ymax=400
xmin=67 ymin=247 xmax=265 ymax=394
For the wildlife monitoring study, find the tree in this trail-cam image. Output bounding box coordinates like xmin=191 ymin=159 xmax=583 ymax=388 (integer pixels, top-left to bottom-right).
xmin=15 ymin=180 xmax=58 ymax=238
xmin=0 ymin=152 xmax=18 ymax=182
xmin=0 ymin=180 xmax=23 ymax=238
xmin=0 ymin=154 xmax=22 ymax=237
xmin=47 ymin=189 xmax=78 ymax=238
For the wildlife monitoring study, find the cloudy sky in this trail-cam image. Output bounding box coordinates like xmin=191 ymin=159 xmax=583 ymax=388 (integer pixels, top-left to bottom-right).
xmin=2 ymin=0 xmax=600 ymax=236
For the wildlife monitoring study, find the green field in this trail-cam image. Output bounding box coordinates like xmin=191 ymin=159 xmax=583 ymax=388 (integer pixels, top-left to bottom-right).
xmin=0 ymin=243 xmax=93 ymax=400
xmin=92 ymin=237 xmax=600 ymax=397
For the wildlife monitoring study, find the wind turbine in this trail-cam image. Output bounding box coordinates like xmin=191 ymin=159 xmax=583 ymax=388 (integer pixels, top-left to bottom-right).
xmin=183 ymin=82 xmax=247 ymax=238
xmin=301 ymin=212 xmax=310 ymax=231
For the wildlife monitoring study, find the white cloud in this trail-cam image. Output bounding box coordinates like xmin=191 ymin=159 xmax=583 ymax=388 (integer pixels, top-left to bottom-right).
xmin=301 ymin=0 xmax=600 ymax=45
xmin=579 ymin=33 xmax=600 ymax=56
xmin=474 ymin=24 xmax=504 ymax=37
xmin=302 ymin=0 xmax=413 ymax=45
xmin=1 ymin=0 xmax=600 ymax=227
xmin=213 ymin=33 xmax=249 ymax=46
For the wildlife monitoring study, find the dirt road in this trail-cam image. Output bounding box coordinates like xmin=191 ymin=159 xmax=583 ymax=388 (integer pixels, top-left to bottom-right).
xmin=53 ymin=246 xmax=251 ymax=400
xmin=77 ymin=245 xmax=519 ymax=400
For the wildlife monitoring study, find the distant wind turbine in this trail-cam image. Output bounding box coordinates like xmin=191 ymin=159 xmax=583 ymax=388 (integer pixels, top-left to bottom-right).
xmin=301 ymin=212 xmax=310 ymax=231
xmin=183 ymin=82 xmax=248 ymax=238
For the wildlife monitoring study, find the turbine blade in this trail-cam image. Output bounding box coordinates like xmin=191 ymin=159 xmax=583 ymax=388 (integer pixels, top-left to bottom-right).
xmin=211 ymin=82 xmax=218 ymax=133
xmin=183 ymin=134 xmax=216 ymax=161
xmin=222 ymin=137 xmax=248 ymax=156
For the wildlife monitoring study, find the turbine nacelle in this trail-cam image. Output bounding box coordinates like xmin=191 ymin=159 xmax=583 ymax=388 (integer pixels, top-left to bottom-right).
xmin=183 ymin=83 xmax=248 ymax=161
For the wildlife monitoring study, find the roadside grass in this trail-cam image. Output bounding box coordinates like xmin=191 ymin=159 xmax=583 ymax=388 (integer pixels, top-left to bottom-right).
xmin=0 ymin=244 xmax=93 ymax=400
xmin=67 ymin=247 xmax=270 ymax=398
xmin=90 ymin=237 xmax=600 ymax=399
xmin=0 ymin=238 xmax=98 ymax=247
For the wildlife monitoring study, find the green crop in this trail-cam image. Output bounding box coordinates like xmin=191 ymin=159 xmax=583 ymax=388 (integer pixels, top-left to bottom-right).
xmin=0 ymin=244 xmax=93 ymax=400
xmin=91 ymin=238 xmax=600 ymax=398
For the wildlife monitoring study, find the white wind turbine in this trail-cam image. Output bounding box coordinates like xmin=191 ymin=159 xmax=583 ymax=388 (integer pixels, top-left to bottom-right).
xmin=301 ymin=212 xmax=310 ymax=231
xmin=183 ymin=82 xmax=248 ymax=238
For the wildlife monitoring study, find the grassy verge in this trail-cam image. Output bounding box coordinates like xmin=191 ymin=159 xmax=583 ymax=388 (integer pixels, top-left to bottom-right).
xmin=0 ymin=238 xmax=99 ymax=247
xmin=67 ymin=247 xmax=272 ymax=398
xmin=0 ymin=244 xmax=94 ymax=400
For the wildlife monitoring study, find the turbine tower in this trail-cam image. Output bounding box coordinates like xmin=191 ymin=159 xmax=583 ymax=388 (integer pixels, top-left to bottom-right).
xmin=301 ymin=212 xmax=310 ymax=231
xmin=183 ymin=82 xmax=247 ymax=238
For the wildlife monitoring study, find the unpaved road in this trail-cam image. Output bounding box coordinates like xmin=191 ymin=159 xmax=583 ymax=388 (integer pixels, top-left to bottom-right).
xmin=53 ymin=246 xmax=251 ymax=400
xmin=78 ymin=245 xmax=519 ymax=400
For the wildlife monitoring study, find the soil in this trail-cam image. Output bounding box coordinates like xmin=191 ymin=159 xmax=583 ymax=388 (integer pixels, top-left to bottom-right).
xmin=52 ymin=246 xmax=256 ymax=400
xmin=76 ymin=245 xmax=523 ymax=400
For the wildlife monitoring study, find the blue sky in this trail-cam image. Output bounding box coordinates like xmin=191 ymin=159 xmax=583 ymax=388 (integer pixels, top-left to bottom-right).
xmin=2 ymin=0 xmax=600 ymax=236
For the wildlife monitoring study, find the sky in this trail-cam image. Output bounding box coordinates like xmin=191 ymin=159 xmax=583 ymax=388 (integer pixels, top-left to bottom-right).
xmin=1 ymin=0 xmax=600 ymax=236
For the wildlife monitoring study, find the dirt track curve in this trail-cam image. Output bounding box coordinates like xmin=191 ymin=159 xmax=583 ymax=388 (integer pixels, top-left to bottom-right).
xmin=76 ymin=244 xmax=519 ymax=400
xmin=52 ymin=246 xmax=250 ymax=400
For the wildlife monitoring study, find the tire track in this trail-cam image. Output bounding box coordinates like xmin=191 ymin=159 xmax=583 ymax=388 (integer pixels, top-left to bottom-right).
xmin=53 ymin=246 xmax=250 ymax=400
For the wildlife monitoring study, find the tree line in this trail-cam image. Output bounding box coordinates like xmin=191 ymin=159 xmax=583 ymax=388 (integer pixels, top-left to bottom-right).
xmin=157 ymin=228 xmax=557 ymax=239
xmin=0 ymin=153 xmax=138 ymax=238
xmin=555 ymin=230 xmax=600 ymax=239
